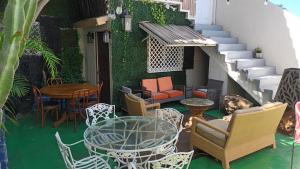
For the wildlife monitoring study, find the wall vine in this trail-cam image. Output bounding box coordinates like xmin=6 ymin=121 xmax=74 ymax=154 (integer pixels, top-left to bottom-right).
xmin=150 ymin=3 xmax=166 ymax=25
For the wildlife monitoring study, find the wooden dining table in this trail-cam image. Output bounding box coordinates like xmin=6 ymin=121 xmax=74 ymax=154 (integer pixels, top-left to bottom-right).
xmin=40 ymin=83 xmax=98 ymax=128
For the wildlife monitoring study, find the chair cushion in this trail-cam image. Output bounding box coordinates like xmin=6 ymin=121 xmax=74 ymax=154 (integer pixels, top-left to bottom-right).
xmin=234 ymin=106 xmax=263 ymax=114
xmin=142 ymin=79 xmax=158 ymax=93
xmin=128 ymin=93 xmax=144 ymax=102
xmin=162 ymin=90 xmax=184 ymax=98
xmin=157 ymin=76 xmax=173 ymax=92
xmin=193 ymin=90 xmax=207 ymax=98
xmin=152 ymin=92 xmax=169 ymax=100
xmin=196 ymin=119 xmax=229 ymax=147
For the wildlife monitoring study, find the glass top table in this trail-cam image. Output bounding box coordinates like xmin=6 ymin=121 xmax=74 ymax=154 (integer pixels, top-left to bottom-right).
xmin=84 ymin=116 xmax=178 ymax=168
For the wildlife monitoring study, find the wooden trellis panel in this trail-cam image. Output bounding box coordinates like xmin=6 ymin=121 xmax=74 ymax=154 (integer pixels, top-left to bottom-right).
xmin=147 ymin=36 xmax=184 ymax=73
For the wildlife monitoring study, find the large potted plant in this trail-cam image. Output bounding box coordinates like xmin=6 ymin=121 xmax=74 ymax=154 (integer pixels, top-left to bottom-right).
xmin=0 ymin=1 xmax=50 ymax=168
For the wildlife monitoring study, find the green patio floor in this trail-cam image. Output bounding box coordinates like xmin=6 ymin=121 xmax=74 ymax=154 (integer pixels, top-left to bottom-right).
xmin=5 ymin=103 xmax=300 ymax=169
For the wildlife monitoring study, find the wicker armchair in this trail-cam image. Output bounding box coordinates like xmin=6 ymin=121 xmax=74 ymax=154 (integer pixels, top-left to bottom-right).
xmin=125 ymin=93 xmax=160 ymax=116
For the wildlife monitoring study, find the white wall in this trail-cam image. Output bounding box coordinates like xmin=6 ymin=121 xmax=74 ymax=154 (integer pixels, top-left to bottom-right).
xmin=78 ymin=29 xmax=97 ymax=85
xmin=215 ymin=0 xmax=300 ymax=73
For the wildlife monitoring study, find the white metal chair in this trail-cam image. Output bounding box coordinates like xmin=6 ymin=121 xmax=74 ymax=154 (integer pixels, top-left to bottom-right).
xmin=156 ymin=108 xmax=184 ymax=131
xmin=147 ymin=150 xmax=194 ymax=169
xmin=85 ymin=103 xmax=117 ymax=127
xmin=155 ymin=108 xmax=184 ymax=154
xmin=55 ymin=132 xmax=111 ymax=169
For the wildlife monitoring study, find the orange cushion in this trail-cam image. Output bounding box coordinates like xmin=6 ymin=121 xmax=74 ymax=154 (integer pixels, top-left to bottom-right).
xmin=142 ymin=79 xmax=158 ymax=93
xmin=162 ymin=90 xmax=184 ymax=98
xmin=157 ymin=76 xmax=173 ymax=92
xmin=193 ymin=90 xmax=207 ymax=98
xmin=152 ymin=92 xmax=169 ymax=100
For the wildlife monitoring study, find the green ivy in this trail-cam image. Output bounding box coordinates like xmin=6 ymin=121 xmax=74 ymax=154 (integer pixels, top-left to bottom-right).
xmin=60 ymin=47 xmax=84 ymax=83
xmin=150 ymin=3 xmax=166 ymax=25
xmin=111 ymin=1 xmax=190 ymax=104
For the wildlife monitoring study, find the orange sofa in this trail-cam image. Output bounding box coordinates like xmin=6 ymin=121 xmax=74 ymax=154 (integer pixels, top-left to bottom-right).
xmin=142 ymin=76 xmax=185 ymax=104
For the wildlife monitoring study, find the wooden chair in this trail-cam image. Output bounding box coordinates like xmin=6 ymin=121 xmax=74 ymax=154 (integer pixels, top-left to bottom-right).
xmin=125 ymin=93 xmax=160 ymax=116
xmin=88 ymin=82 xmax=103 ymax=106
xmin=147 ymin=150 xmax=194 ymax=169
xmin=55 ymin=132 xmax=111 ymax=169
xmin=68 ymin=89 xmax=89 ymax=131
xmin=32 ymin=86 xmax=59 ymax=128
xmin=47 ymin=78 xmax=63 ymax=86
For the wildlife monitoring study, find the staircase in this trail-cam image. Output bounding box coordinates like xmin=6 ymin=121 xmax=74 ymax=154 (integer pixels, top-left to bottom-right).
xmin=150 ymin=0 xmax=196 ymax=20
xmin=195 ymin=24 xmax=282 ymax=105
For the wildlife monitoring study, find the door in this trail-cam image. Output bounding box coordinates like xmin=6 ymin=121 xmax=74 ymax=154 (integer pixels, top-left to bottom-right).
xmin=96 ymin=32 xmax=111 ymax=103
xmin=196 ymin=0 xmax=215 ymax=24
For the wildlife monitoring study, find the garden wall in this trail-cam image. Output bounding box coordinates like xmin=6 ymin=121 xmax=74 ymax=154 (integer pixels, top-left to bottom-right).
xmin=110 ymin=0 xmax=191 ymax=104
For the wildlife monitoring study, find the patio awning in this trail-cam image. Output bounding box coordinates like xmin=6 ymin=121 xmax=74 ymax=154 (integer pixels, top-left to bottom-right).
xmin=139 ymin=21 xmax=216 ymax=47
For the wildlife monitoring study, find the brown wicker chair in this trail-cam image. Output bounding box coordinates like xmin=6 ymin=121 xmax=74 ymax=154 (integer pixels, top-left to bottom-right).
xmin=125 ymin=93 xmax=160 ymax=116
xmin=191 ymin=102 xmax=287 ymax=169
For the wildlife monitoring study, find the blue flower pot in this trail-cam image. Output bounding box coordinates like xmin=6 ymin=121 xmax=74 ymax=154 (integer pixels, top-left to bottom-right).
xmin=0 ymin=131 xmax=8 ymax=169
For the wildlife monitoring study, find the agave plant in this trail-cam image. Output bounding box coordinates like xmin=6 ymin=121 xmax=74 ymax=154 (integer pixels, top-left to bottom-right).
xmin=0 ymin=0 xmax=50 ymax=130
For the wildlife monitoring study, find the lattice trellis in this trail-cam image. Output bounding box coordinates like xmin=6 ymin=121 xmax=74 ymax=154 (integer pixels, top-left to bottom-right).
xmin=24 ymin=22 xmax=42 ymax=55
xmin=147 ymin=36 xmax=184 ymax=73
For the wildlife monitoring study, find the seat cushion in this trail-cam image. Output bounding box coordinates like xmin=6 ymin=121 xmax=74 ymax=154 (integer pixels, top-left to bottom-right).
xmin=157 ymin=76 xmax=173 ymax=92
xmin=162 ymin=90 xmax=184 ymax=98
xmin=152 ymin=92 xmax=169 ymax=100
xmin=193 ymin=90 xmax=207 ymax=98
xmin=196 ymin=119 xmax=229 ymax=147
xmin=142 ymin=79 xmax=158 ymax=93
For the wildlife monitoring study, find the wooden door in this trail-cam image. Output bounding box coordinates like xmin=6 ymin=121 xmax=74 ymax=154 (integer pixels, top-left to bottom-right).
xmin=96 ymin=32 xmax=111 ymax=103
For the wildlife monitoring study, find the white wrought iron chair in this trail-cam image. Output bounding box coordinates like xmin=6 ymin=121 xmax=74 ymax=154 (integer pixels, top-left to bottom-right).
xmin=55 ymin=132 xmax=111 ymax=169
xmin=155 ymin=108 xmax=184 ymax=154
xmin=85 ymin=103 xmax=117 ymax=127
xmin=147 ymin=150 xmax=194 ymax=169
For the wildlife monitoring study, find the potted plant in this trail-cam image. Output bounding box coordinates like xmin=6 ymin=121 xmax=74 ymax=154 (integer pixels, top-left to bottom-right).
xmin=254 ymin=47 xmax=263 ymax=58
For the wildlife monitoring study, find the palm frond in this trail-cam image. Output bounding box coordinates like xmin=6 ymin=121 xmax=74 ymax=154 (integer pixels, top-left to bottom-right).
xmin=10 ymin=74 xmax=30 ymax=97
xmin=25 ymin=38 xmax=60 ymax=77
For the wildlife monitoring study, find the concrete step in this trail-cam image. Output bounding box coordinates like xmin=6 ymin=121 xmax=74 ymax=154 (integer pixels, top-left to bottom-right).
xmin=201 ymin=30 xmax=231 ymax=38
xmin=210 ymin=37 xmax=238 ymax=44
xmin=243 ymin=66 xmax=276 ymax=80
xmin=253 ymin=75 xmax=282 ymax=89
xmin=194 ymin=24 xmax=223 ymax=31
xmin=221 ymin=50 xmax=253 ymax=61
xmin=235 ymin=58 xmax=265 ymax=70
xmin=261 ymin=83 xmax=280 ymax=99
xmin=218 ymin=44 xmax=247 ymax=51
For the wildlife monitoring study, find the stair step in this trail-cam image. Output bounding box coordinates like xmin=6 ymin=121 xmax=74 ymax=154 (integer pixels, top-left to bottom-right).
xmin=253 ymin=75 xmax=282 ymax=89
xmin=218 ymin=44 xmax=247 ymax=51
xmin=243 ymin=66 xmax=276 ymax=79
xmin=261 ymin=84 xmax=280 ymax=99
xmin=210 ymin=37 xmax=238 ymax=44
xmin=235 ymin=59 xmax=265 ymax=70
xmin=194 ymin=24 xmax=223 ymax=31
xmin=201 ymin=30 xmax=231 ymax=38
xmin=221 ymin=51 xmax=253 ymax=61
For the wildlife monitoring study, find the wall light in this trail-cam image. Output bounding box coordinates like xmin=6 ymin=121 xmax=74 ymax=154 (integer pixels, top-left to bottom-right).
xmin=116 ymin=0 xmax=123 ymax=15
xmin=87 ymin=32 xmax=94 ymax=43
xmin=122 ymin=10 xmax=132 ymax=32
xmin=103 ymin=31 xmax=110 ymax=43
xmin=264 ymin=0 xmax=268 ymax=5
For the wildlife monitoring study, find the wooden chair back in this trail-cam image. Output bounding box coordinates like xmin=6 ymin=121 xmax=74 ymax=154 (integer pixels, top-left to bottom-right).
xmin=47 ymin=78 xmax=63 ymax=86
xmin=70 ymin=89 xmax=89 ymax=113
xmin=225 ymin=103 xmax=288 ymax=149
xmin=32 ymin=86 xmax=44 ymax=112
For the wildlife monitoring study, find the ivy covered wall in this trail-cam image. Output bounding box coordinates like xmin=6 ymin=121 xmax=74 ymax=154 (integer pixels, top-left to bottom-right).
xmin=110 ymin=0 xmax=191 ymax=103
